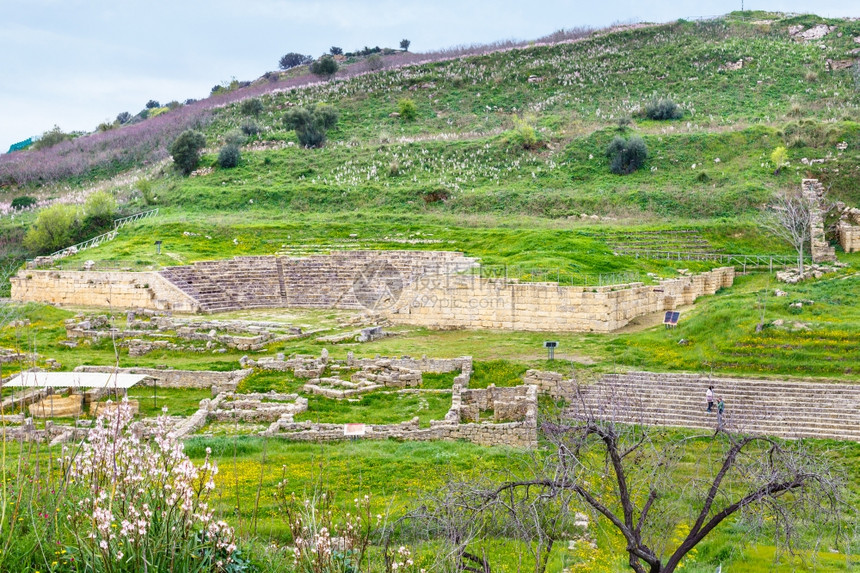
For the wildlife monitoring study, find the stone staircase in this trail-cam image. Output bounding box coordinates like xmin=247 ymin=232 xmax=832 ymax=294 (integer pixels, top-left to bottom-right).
xmin=603 ymin=230 xmax=722 ymax=257
xmin=568 ymin=372 xmax=860 ymax=442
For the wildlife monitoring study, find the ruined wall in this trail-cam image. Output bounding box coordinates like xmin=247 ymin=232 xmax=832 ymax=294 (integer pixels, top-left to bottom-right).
xmin=803 ymin=179 xmax=837 ymax=263
xmin=10 ymin=251 xmax=733 ymax=333
xmin=838 ymin=222 xmax=860 ymax=253
xmin=73 ymin=365 xmax=251 ymax=391
xmin=388 ymin=267 xmax=734 ymax=333
xmin=267 ymin=417 xmax=537 ymax=448
xmin=10 ymin=270 xmax=199 ymax=312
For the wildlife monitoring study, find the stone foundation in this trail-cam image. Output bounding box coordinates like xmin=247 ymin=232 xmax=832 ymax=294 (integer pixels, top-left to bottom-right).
xmin=73 ymin=366 xmax=252 ymax=392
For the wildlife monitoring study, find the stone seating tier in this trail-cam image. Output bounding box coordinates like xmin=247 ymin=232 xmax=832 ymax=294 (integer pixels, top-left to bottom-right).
xmin=569 ymin=372 xmax=860 ymax=441
xmin=159 ymin=252 xmax=479 ymax=313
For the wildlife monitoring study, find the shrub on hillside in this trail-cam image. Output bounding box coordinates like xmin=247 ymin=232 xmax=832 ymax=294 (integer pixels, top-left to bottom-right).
xmin=283 ymin=105 xmax=339 ymax=148
xmin=116 ymin=111 xmax=132 ymax=124
xmin=24 ymin=204 xmax=81 ymax=254
xmin=169 ymin=130 xmax=206 ymax=175
xmin=310 ymin=55 xmax=339 ymax=79
xmin=366 ymin=53 xmax=384 ymax=71
xmin=218 ymin=144 xmax=241 ymax=168
xmin=606 ymin=135 xmax=648 ymax=175
xmin=10 ymin=196 xmax=37 ymax=210
xmin=279 ymin=52 xmax=312 ymax=70
xmin=330 ymin=46 xmax=343 ymax=55
xmin=83 ymin=190 xmax=117 ymax=231
xmin=239 ymin=98 xmax=263 ymax=116
xmin=240 ymin=120 xmax=260 ymax=136
xmin=397 ymin=98 xmax=417 ymax=121
xmin=225 ymin=130 xmax=246 ymax=146
xmin=145 ymin=99 xmax=160 ymax=109
xmin=504 ymin=116 xmax=543 ymax=151
xmin=643 ymin=97 xmax=683 ymax=120
xmin=33 ymin=126 xmax=72 ymax=150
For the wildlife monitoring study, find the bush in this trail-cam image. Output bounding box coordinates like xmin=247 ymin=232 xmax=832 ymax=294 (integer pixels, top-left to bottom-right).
xmin=116 ymin=111 xmax=132 ymax=124
xmin=283 ymin=104 xmax=339 ymax=148
xmin=33 ymin=126 xmax=72 ymax=150
xmin=24 ymin=204 xmax=80 ymax=254
xmin=83 ymin=191 xmax=117 ymax=230
xmin=397 ymin=98 xmax=417 ymax=121
xmin=330 ymin=46 xmax=343 ymax=55
xmin=366 ymin=53 xmax=384 ymax=71
xmin=279 ymin=52 xmax=312 ymax=70
xmin=644 ymin=98 xmax=683 ymax=120
xmin=145 ymin=99 xmax=160 ymax=109
xmin=239 ymin=98 xmax=263 ymax=116
xmin=310 ymin=55 xmax=338 ymax=79
xmin=240 ymin=120 xmax=260 ymax=136
xmin=218 ymin=144 xmax=241 ymax=168
xmin=225 ymin=129 xmax=246 ymax=146
xmin=135 ymin=179 xmax=157 ymax=205
xmin=606 ymin=135 xmax=648 ymax=175
xmin=169 ymin=130 xmax=206 ymax=175
xmin=400 ymin=38 xmax=411 ymax=51
xmin=504 ymin=116 xmax=542 ymax=150
xmin=11 ymin=196 xmax=37 ymax=210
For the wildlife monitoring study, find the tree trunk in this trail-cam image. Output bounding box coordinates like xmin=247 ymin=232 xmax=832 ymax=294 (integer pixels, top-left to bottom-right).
xmin=797 ymin=243 xmax=804 ymax=276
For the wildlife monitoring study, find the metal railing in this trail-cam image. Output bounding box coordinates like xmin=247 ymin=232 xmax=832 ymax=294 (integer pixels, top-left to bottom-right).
xmin=617 ymin=250 xmax=800 ymax=271
xmin=473 ymin=265 xmax=642 ymax=286
xmin=30 ymin=208 xmax=160 ymax=268
xmin=48 ymin=229 xmax=118 ymax=259
xmin=113 ymin=208 xmax=159 ymax=229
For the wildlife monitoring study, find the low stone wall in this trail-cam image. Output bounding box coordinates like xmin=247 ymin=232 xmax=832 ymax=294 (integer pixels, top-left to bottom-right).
xmin=389 ymin=267 xmax=735 ymax=333
xmin=73 ymin=366 xmax=252 ymax=391
xmin=346 ymin=353 xmax=472 ymax=373
xmin=10 ymin=270 xmax=199 ymax=312
xmin=266 ymin=417 xmax=537 ymax=448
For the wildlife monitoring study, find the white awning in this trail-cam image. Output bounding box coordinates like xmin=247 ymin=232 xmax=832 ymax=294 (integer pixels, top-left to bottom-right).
xmin=3 ymin=371 xmax=150 ymax=389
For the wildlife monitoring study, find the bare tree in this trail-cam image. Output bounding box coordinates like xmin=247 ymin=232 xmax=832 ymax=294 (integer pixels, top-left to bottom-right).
xmin=760 ymin=188 xmax=816 ymax=275
xmin=457 ymin=382 xmax=845 ymax=573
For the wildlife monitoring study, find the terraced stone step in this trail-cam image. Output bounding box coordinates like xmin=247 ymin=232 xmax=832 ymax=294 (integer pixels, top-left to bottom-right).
xmin=567 ymin=371 xmax=860 ymax=442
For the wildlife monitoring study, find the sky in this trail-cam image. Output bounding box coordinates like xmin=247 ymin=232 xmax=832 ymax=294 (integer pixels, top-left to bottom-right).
xmin=1 ymin=0 xmax=857 ymax=152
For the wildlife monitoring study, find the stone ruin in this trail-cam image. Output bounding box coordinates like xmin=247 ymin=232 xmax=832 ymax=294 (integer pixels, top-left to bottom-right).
xmin=803 ymin=179 xmax=837 ymax=264
xmin=836 ymin=203 xmax=860 ymax=254
xmin=3 ymin=351 xmax=536 ymax=448
xmin=63 ymin=310 xmax=306 ymax=356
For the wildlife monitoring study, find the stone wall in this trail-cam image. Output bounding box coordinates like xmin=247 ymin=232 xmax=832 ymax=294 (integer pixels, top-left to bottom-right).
xmin=10 ymin=270 xmax=199 ymax=312
xmin=803 ymin=179 xmax=837 ymax=263
xmin=266 ymin=416 xmax=537 ymax=448
xmin=10 ymin=250 xmax=734 ymax=333
xmin=838 ymin=222 xmax=860 ymax=253
xmin=389 ymin=267 xmax=734 ymax=333
xmin=73 ymin=366 xmax=251 ymax=391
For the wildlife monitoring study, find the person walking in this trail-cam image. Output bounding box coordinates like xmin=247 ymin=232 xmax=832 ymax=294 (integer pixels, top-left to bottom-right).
xmin=706 ymin=386 xmax=714 ymax=412
xmin=716 ymin=397 xmax=725 ymax=430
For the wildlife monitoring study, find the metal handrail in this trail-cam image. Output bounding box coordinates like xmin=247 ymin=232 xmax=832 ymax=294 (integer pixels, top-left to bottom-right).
xmin=113 ymin=208 xmax=159 ymax=229
xmin=48 ymin=229 xmax=118 ymax=259
xmin=615 ymin=249 xmax=801 ymax=269
xmin=31 ymin=208 xmax=161 ymax=267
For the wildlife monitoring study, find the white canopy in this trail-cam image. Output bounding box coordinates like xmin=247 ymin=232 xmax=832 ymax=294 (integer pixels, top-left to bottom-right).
xmin=3 ymin=371 xmax=150 ymax=389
